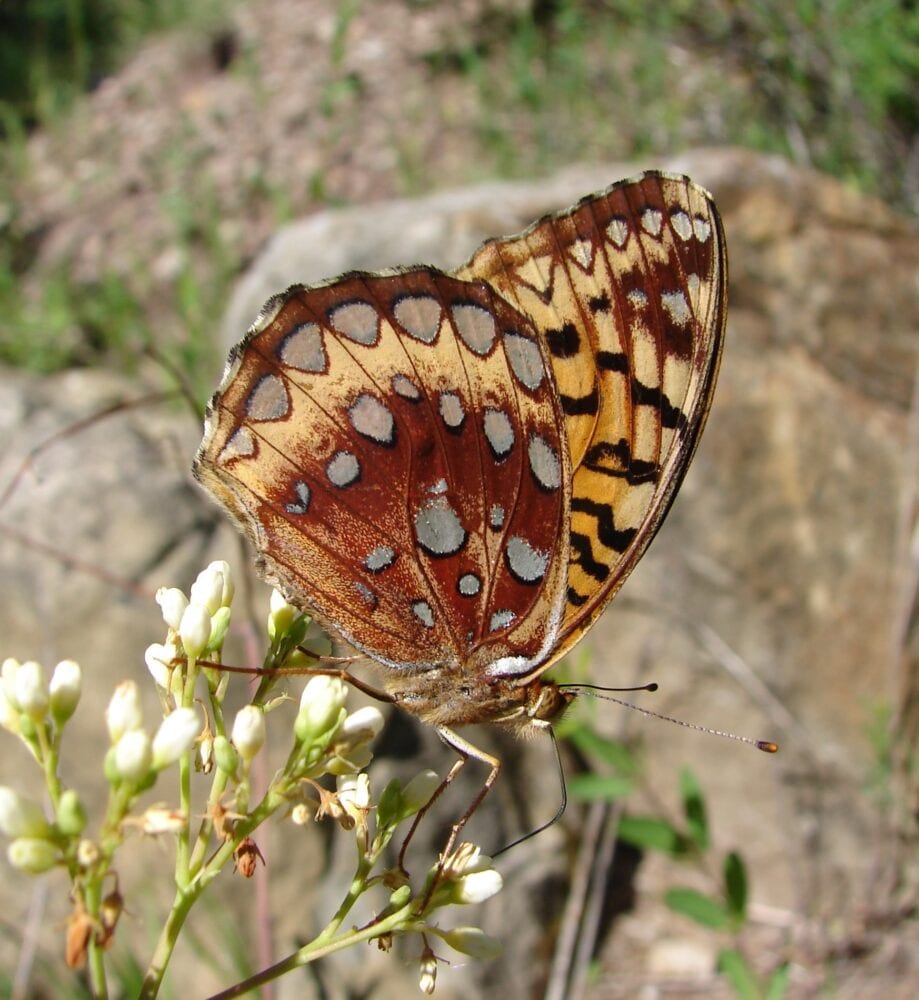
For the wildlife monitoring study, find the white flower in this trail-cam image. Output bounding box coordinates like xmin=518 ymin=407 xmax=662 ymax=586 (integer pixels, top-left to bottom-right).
xmin=113 ymin=730 xmax=153 ymax=782
xmin=106 ymin=682 xmax=143 ymax=742
xmin=13 ymin=660 xmax=48 ymax=722
xmin=179 ymin=603 xmax=212 ymax=658
xmin=49 ymin=660 xmax=82 ymax=723
xmin=338 ymin=705 xmax=384 ymax=745
xmin=337 ymin=772 xmax=370 ymax=822
xmin=76 ymin=839 xmax=100 ymax=867
xmin=144 ymin=642 xmax=181 ymax=692
xmin=190 ymin=564 xmax=226 ymax=615
xmin=138 ymin=806 xmax=186 ymax=835
xmin=0 ymin=787 xmax=50 ymax=838
xmin=152 ymin=708 xmax=201 ymax=768
xmin=441 ymin=842 xmax=485 ymax=880
xmin=453 ymin=868 xmax=503 ymax=905
xmin=155 ymin=587 xmax=188 ymax=630
xmin=231 ymin=705 xmax=266 ymax=761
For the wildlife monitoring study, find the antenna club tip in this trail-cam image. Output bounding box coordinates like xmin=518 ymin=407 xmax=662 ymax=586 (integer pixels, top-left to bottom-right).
xmin=646 ymin=682 xmax=659 ymax=692
xmin=756 ymin=740 xmax=779 ymax=754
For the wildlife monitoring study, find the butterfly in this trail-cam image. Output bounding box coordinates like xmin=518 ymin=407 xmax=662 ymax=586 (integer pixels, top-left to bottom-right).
xmin=193 ymin=171 xmax=727 ymax=846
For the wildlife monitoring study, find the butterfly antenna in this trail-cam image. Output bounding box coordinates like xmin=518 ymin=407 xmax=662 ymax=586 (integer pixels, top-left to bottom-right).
xmin=495 ymin=726 xmax=568 ymax=856
xmin=562 ymin=684 xmax=778 ymax=753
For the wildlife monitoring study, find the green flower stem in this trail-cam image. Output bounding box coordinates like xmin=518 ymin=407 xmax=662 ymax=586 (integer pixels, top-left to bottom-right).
xmin=141 ymin=882 xmax=197 ymax=999
xmin=83 ymin=878 xmax=109 ymax=1000
xmin=143 ymin=784 xmax=286 ymax=996
xmin=39 ymin=724 xmax=63 ymax=807
xmin=175 ymin=750 xmax=192 ymax=885
xmin=187 ymin=765 xmax=229 ymax=874
xmin=204 ymin=902 xmax=417 ymax=1000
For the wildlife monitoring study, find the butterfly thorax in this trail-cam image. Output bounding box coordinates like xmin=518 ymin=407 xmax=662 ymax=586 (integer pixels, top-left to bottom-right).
xmin=382 ymin=667 xmax=575 ymax=735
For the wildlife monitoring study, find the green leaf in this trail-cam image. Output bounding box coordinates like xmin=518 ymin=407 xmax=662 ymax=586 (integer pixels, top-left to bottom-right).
xmin=723 ymin=851 xmax=748 ymax=923
xmin=717 ymin=948 xmax=761 ymax=1000
xmin=618 ymin=815 xmax=683 ymax=854
xmin=568 ymin=772 xmax=633 ymax=802
xmin=375 ymin=779 xmax=405 ymax=832
xmin=665 ymin=888 xmax=730 ymax=929
xmin=765 ymin=962 xmax=791 ymax=1000
xmin=679 ymin=767 xmax=709 ymax=850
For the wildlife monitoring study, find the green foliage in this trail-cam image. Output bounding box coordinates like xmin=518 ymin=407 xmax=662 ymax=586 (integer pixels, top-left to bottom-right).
xmin=564 ymin=711 xmax=789 ymax=999
xmin=0 ymin=263 xmax=149 ymax=373
xmin=426 ymin=0 xmax=918 ymax=206
xmin=0 ymin=0 xmax=231 ymax=128
xmin=665 ymin=887 xmax=732 ymax=930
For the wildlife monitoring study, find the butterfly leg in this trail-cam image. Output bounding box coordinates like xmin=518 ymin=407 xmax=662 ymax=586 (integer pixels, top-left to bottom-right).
xmin=399 ymin=727 xmax=500 ymax=891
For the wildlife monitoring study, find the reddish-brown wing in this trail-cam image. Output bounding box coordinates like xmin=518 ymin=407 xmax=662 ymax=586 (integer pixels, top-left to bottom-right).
xmin=194 ymin=269 xmax=570 ymax=675
xmin=456 ymin=172 xmax=726 ymax=664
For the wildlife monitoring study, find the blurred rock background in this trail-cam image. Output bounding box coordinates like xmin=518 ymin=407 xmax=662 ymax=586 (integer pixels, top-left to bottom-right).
xmin=0 ymin=2 xmax=916 ymax=998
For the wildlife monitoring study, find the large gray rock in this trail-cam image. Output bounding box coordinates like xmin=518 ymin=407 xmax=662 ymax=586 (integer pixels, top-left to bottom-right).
xmin=1 ymin=149 xmax=916 ymax=998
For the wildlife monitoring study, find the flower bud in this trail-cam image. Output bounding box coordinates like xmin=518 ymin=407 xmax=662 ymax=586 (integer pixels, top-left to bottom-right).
xmin=290 ymin=803 xmax=311 ymax=826
xmin=179 ymin=603 xmax=212 ymax=659
xmin=190 ymin=564 xmax=225 ymax=615
xmin=294 ymin=676 xmax=346 ymax=744
xmin=113 ymin=730 xmax=152 ymax=782
xmin=402 ymin=770 xmax=440 ymax=816
xmin=0 ymin=686 xmax=20 ymax=735
xmin=212 ymin=734 xmax=239 ymax=776
xmin=14 ymin=660 xmax=48 ymax=722
xmin=419 ymin=947 xmax=438 ymax=995
xmin=0 ymin=787 xmax=51 ymax=838
xmin=388 ymin=883 xmax=412 ymax=908
xmin=106 ymin=682 xmax=143 ymax=742
xmin=231 ymin=705 xmax=265 ymax=761
xmin=268 ymin=588 xmax=299 ymax=639
xmin=155 ymin=587 xmax=188 ymax=630
xmin=56 ymin=789 xmax=86 ymax=836
xmin=1 ymin=657 xmax=20 ymax=704
xmin=207 ymin=606 xmax=232 ymax=651
xmin=152 ymin=708 xmax=200 ymax=768
xmin=198 ymin=734 xmax=214 ymax=773
xmin=437 ymin=927 xmax=502 ymax=960
xmin=49 ymin=660 xmax=82 ymax=724
xmin=8 ymin=837 xmax=60 ymax=874
xmin=209 ymin=560 xmax=235 ymax=606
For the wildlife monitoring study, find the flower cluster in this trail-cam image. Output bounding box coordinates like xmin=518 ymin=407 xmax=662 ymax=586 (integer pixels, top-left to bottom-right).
xmin=0 ymin=560 xmax=504 ymax=996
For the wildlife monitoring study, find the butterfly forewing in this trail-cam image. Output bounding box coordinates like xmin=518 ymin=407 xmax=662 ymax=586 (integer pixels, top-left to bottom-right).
xmin=456 ymin=172 xmax=726 ymax=662
xmin=195 ymin=269 xmax=571 ymax=673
